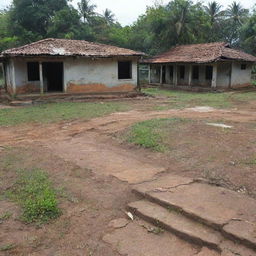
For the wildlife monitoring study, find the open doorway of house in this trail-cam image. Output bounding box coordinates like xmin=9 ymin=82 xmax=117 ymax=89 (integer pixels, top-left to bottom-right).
xmin=43 ymin=62 xmax=63 ymax=92
xmin=162 ymin=66 xmax=166 ymax=84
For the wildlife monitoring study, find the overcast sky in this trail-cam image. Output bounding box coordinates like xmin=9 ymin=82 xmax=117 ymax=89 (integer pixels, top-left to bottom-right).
xmin=0 ymin=0 xmax=254 ymax=26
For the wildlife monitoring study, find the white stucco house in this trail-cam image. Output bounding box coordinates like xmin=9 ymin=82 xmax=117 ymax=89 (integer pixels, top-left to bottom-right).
xmin=0 ymin=38 xmax=144 ymax=95
xmin=144 ymin=42 xmax=256 ymax=90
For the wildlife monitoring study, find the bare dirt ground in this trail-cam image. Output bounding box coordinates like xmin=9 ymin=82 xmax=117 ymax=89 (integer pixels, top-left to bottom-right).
xmin=1 ymin=96 xmax=256 ymax=255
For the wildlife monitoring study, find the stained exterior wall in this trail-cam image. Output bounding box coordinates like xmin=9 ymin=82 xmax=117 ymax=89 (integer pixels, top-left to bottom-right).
xmin=64 ymin=57 xmax=138 ymax=93
xmin=13 ymin=58 xmax=40 ymax=94
xmin=230 ymin=62 xmax=253 ymax=88
xmin=4 ymin=56 xmax=139 ymax=95
xmin=216 ymin=63 xmax=231 ymax=88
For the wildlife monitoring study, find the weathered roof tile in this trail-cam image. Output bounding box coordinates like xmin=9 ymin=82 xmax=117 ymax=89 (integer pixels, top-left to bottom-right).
xmin=143 ymin=42 xmax=256 ymax=63
xmin=1 ymin=38 xmax=145 ymax=58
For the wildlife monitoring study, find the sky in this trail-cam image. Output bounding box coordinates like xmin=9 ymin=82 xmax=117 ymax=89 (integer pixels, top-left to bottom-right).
xmin=0 ymin=0 xmax=255 ymax=26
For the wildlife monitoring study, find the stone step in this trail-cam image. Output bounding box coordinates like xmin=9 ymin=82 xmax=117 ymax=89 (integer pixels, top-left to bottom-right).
xmin=132 ymin=175 xmax=256 ymax=251
xmin=128 ymin=200 xmax=223 ymax=252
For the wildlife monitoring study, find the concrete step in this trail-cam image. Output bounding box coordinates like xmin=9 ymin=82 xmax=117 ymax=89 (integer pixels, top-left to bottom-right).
xmin=128 ymin=200 xmax=223 ymax=252
xmin=9 ymin=100 xmax=33 ymax=106
xmin=131 ymin=175 xmax=256 ymax=252
xmin=14 ymin=91 xmax=140 ymax=102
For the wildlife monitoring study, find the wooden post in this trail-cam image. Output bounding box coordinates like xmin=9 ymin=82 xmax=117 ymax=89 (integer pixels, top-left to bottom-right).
xmin=188 ymin=65 xmax=192 ymax=86
xmin=211 ymin=64 xmax=217 ymax=88
xmin=160 ymin=65 xmax=163 ymax=84
xmin=173 ymin=65 xmax=178 ymax=86
xmin=39 ymin=62 xmax=44 ymax=94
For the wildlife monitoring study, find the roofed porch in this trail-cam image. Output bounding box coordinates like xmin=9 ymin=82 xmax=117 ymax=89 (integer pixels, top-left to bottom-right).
xmin=148 ymin=63 xmax=220 ymax=89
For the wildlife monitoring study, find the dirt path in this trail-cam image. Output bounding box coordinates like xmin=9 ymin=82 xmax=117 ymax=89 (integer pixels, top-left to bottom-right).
xmin=1 ymin=107 xmax=256 ymax=147
xmin=1 ymin=107 xmax=256 ymax=184
xmin=1 ymin=106 xmax=256 ymax=255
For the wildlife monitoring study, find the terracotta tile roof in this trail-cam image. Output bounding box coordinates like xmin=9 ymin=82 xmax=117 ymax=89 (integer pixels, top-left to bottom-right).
xmin=1 ymin=38 xmax=145 ymax=58
xmin=143 ymin=42 xmax=256 ymax=63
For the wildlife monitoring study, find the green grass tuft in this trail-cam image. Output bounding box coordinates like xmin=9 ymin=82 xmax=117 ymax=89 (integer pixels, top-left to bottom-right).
xmin=125 ymin=118 xmax=187 ymax=152
xmin=0 ymin=102 xmax=130 ymax=126
xmin=8 ymin=169 xmax=60 ymax=224
xmin=0 ymin=244 xmax=16 ymax=252
xmin=0 ymin=212 xmax=12 ymax=222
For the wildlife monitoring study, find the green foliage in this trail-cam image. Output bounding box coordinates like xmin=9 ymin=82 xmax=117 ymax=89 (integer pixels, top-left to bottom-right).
xmin=0 ymin=10 xmax=19 ymax=51
xmin=125 ymin=118 xmax=186 ymax=152
xmin=0 ymin=0 xmax=254 ymax=55
xmin=78 ymin=0 xmax=96 ymax=24
xmin=241 ymin=9 xmax=256 ymax=55
xmin=225 ymin=1 xmax=249 ymax=44
xmin=0 ymin=102 xmax=130 ymax=126
xmin=9 ymin=169 xmax=60 ymax=224
xmin=47 ymin=6 xmax=87 ymax=39
xmin=10 ymin=0 xmax=68 ymax=38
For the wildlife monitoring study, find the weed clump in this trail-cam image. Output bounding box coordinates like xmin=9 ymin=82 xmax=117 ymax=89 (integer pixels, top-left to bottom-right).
xmin=8 ymin=169 xmax=60 ymax=224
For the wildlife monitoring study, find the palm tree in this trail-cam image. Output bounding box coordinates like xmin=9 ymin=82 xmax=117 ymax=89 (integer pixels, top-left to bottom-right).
xmin=103 ymin=8 xmax=115 ymax=25
xmin=205 ymin=1 xmax=224 ymax=25
xmin=172 ymin=0 xmax=190 ymax=38
xmin=78 ymin=0 xmax=96 ymax=23
xmin=226 ymin=1 xmax=248 ymax=25
xmin=225 ymin=1 xmax=249 ymax=44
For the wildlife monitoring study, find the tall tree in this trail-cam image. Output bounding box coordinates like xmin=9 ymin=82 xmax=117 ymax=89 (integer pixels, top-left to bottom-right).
xmin=9 ymin=0 xmax=68 ymax=42
xmin=225 ymin=1 xmax=249 ymax=44
xmin=166 ymin=0 xmax=210 ymax=45
xmin=0 ymin=9 xmax=18 ymax=51
xmin=205 ymin=1 xmax=223 ymax=25
xmin=103 ymin=8 xmax=115 ymax=25
xmin=47 ymin=6 xmax=84 ymax=39
xmin=78 ymin=0 xmax=96 ymax=23
xmin=204 ymin=1 xmax=225 ymax=41
xmin=240 ymin=9 xmax=256 ymax=55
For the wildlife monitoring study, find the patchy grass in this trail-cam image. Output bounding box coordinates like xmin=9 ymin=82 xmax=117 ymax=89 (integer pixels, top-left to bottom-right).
xmin=0 ymin=101 xmax=130 ymax=126
xmin=0 ymin=211 xmax=12 ymax=222
xmin=124 ymin=118 xmax=188 ymax=152
xmin=243 ymin=157 xmax=256 ymax=165
xmin=143 ymin=88 xmax=256 ymax=109
xmin=0 ymin=243 xmax=16 ymax=252
xmin=7 ymin=169 xmax=60 ymax=224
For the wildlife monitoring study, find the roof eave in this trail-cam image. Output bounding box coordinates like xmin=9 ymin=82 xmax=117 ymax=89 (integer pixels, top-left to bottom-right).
xmin=1 ymin=53 xmax=145 ymax=58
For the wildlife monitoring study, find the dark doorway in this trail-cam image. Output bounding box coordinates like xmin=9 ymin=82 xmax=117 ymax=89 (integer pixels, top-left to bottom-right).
xmin=43 ymin=62 xmax=63 ymax=92
xmin=162 ymin=66 xmax=166 ymax=84
xmin=205 ymin=66 xmax=213 ymax=80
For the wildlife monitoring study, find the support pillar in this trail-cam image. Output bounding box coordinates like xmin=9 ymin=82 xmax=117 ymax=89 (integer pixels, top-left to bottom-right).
xmin=148 ymin=64 xmax=151 ymax=84
xmin=160 ymin=65 xmax=163 ymax=84
xmin=0 ymin=63 xmax=5 ymax=88
xmin=39 ymin=62 xmax=44 ymax=94
xmin=173 ymin=65 xmax=178 ymax=86
xmin=188 ymin=65 xmax=192 ymax=86
xmin=11 ymin=59 xmax=16 ymax=95
xmin=211 ymin=64 xmax=217 ymax=88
